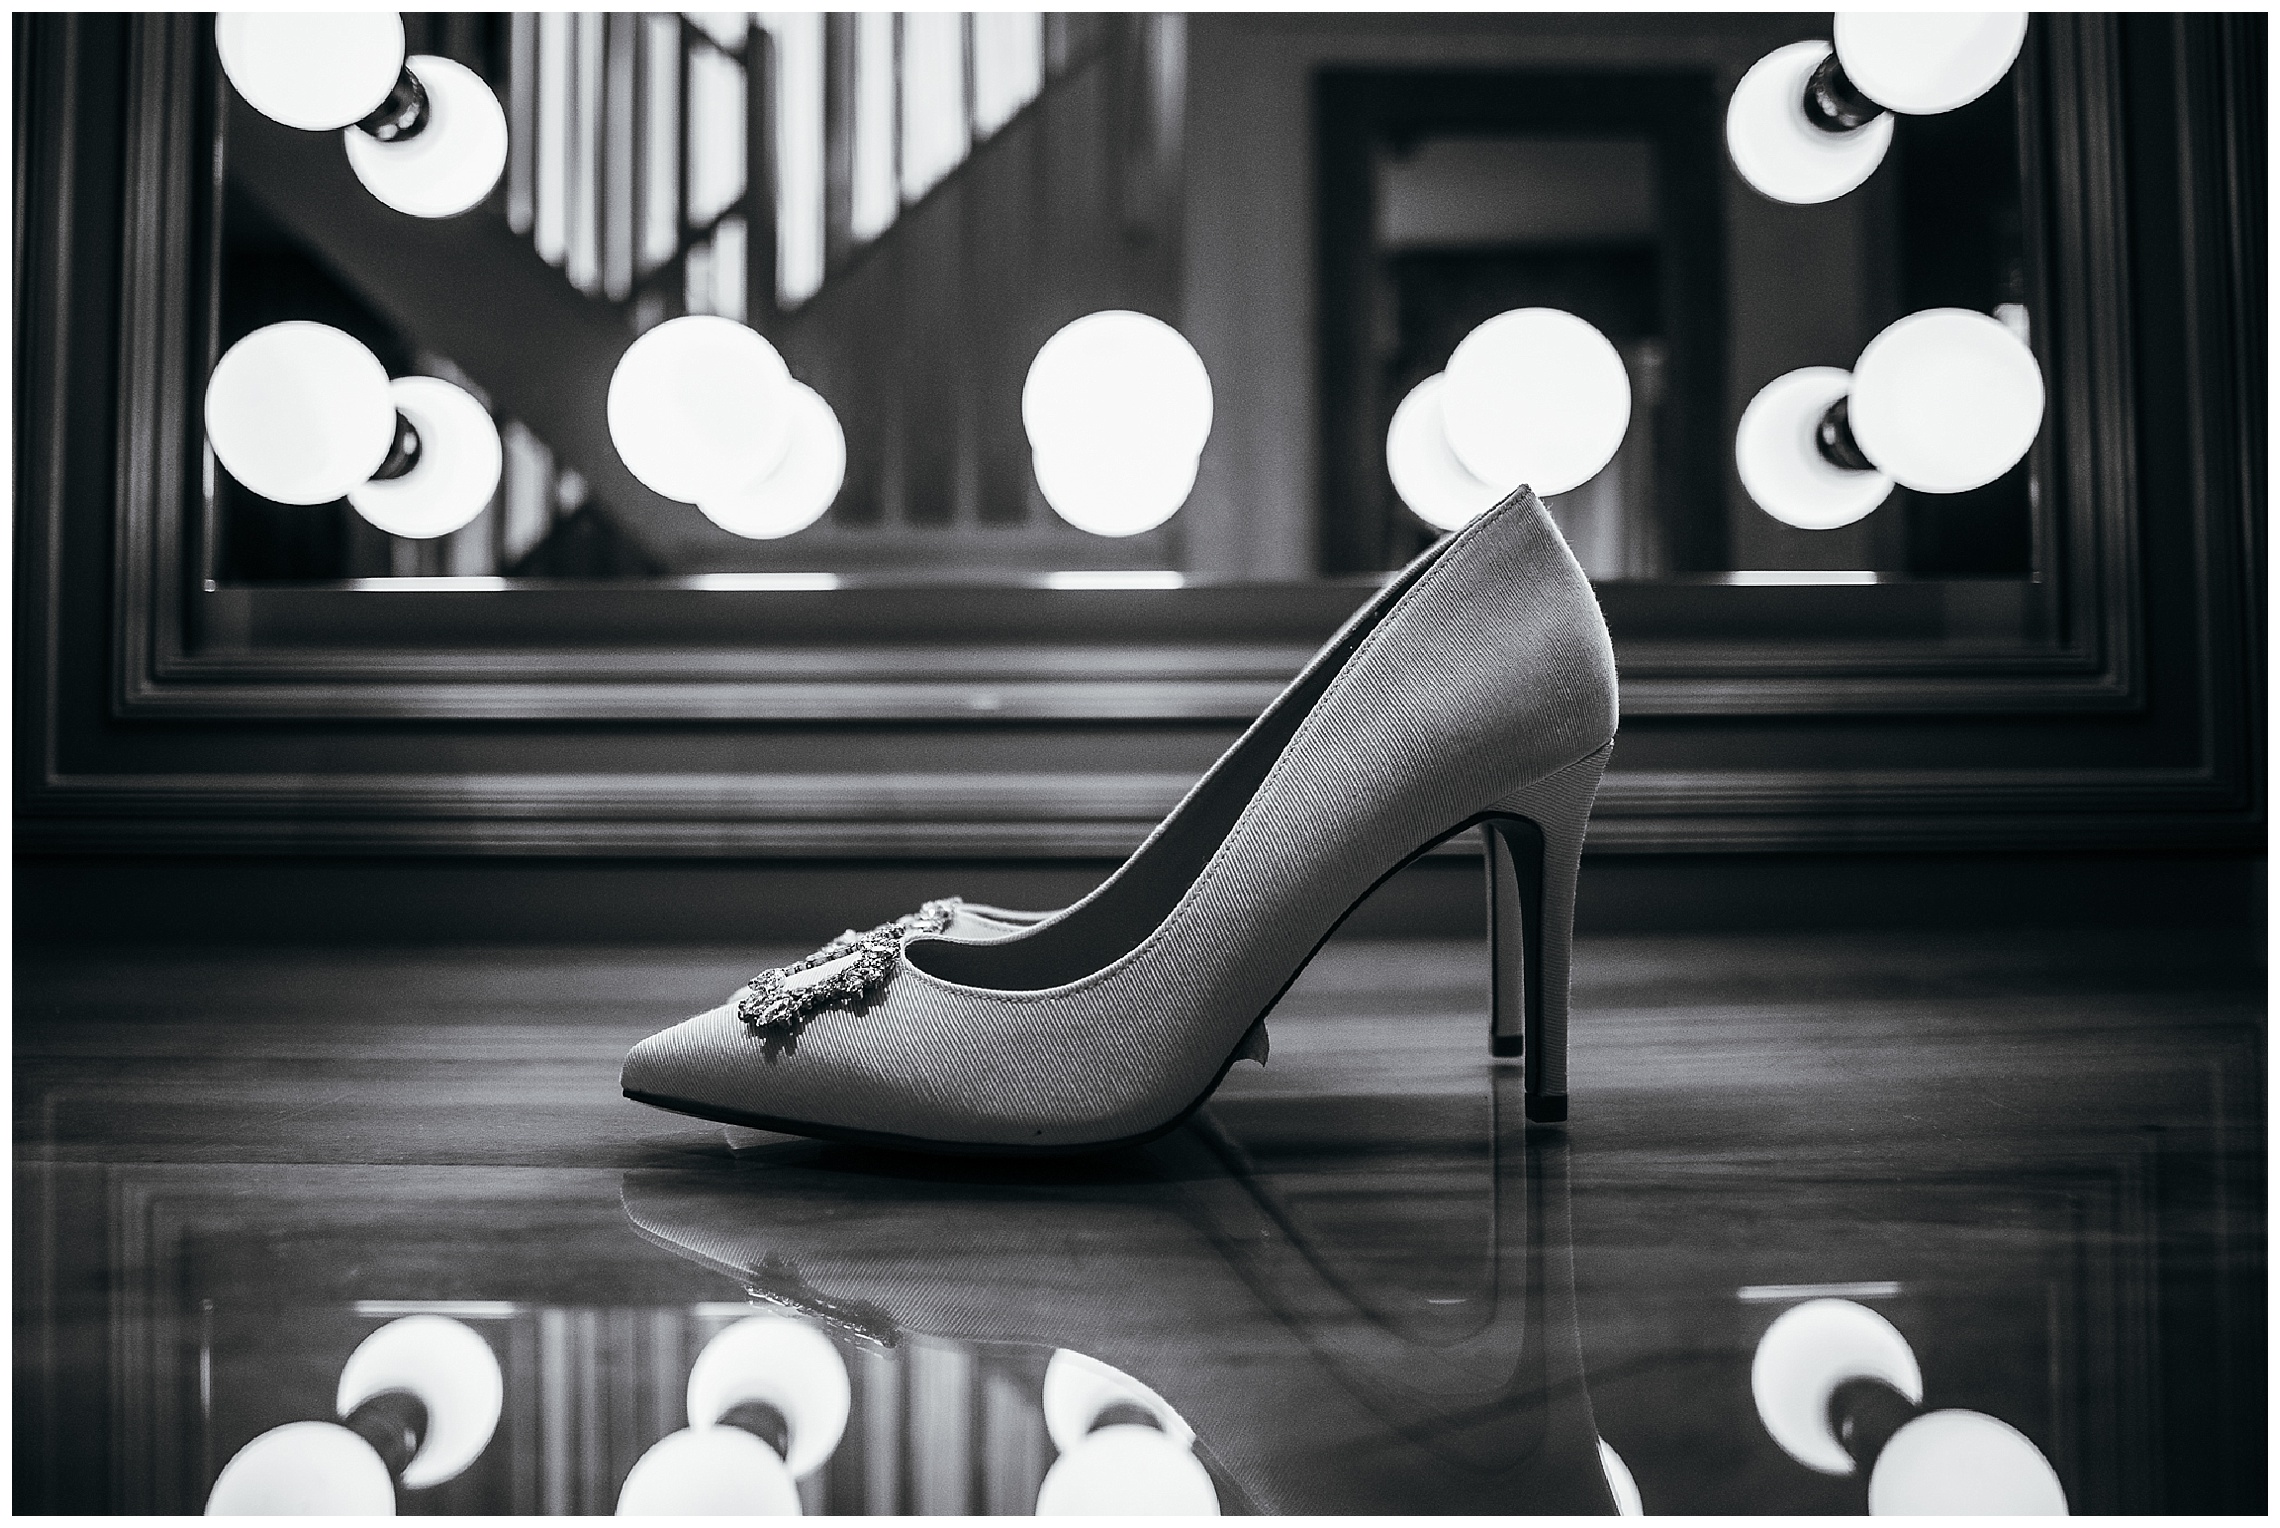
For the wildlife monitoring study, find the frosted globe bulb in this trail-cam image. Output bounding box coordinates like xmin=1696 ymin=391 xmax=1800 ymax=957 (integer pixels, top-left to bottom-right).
xmin=216 ymin=12 xmax=406 ymax=131
xmin=204 ymin=1421 xmax=398 ymax=1515
xmin=349 ymin=377 xmax=503 ymax=540
xmin=1726 ymin=41 xmax=1896 ymax=206
xmin=1866 ymin=1410 xmax=2068 ymax=1515
xmin=1386 ymin=374 xmax=1505 ymax=532
xmin=1848 ymin=308 xmax=2044 ymax=494
xmin=206 ymin=321 xmax=396 ymax=506
xmin=1022 ymin=310 xmax=1214 ymax=467
xmin=1751 ymin=1299 xmax=1922 ymax=1475
xmin=344 ymin=56 xmax=508 ymax=219
xmin=1836 ymin=13 xmax=2030 ymax=116
xmin=616 ymin=1427 xmax=803 ymax=1516
xmin=1032 ymin=443 xmax=1200 ymax=538
xmin=1736 ymin=366 xmax=1896 ymax=530
xmin=1035 ymin=1427 xmax=1221 ymax=1517
xmin=1441 ymin=308 xmax=1630 ymax=499
xmin=608 ymin=316 xmax=795 ymax=505
xmin=335 ymin=1315 xmax=503 ymax=1490
xmin=698 ymin=383 xmax=846 ymax=540
xmin=685 ymin=1316 xmax=850 ymax=1479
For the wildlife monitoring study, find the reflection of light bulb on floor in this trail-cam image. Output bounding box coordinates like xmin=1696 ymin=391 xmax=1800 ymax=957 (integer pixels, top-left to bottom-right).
xmin=697 ymin=383 xmax=847 ymax=540
xmin=204 ymin=1315 xmax=502 ymax=1515
xmin=1751 ymin=1296 xmax=2068 ymax=1515
xmin=617 ymin=1425 xmax=804 ymax=1516
xmin=1023 ymin=311 xmax=1212 ymax=537
xmin=1867 ymin=1408 xmax=2068 ymax=1515
xmin=349 ymin=376 xmax=502 ymax=538
xmin=1737 ymin=309 xmax=2043 ymax=528
xmin=1441 ymin=308 xmax=1630 ymax=501
xmin=608 ymin=316 xmax=797 ymax=506
xmin=1727 ymin=15 xmax=2026 ymax=205
xmin=1036 ymin=1424 xmax=1221 ymax=1516
xmin=1598 ymin=1437 xmax=1644 ymax=1515
xmin=618 ymin=1315 xmax=851 ymax=1516
xmin=206 ymin=322 xmax=398 ymax=506
xmin=1036 ymin=1350 xmax=1217 ymax=1516
xmin=1752 ymin=1298 xmax=1922 ymax=1475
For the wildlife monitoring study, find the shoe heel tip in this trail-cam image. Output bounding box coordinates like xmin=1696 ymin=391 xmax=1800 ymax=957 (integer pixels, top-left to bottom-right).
xmin=1490 ymin=1035 xmax=1523 ymax=1058
xmin=1525 ymin=1094 xmax=1568 ymax=1123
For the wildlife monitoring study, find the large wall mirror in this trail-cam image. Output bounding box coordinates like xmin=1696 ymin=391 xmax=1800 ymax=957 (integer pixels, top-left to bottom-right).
xmin=123 ymin=11 xmax=2133 ymax=720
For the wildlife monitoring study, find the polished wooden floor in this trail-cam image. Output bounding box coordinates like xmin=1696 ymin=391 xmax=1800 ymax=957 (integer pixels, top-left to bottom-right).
xmin=15 ymin=924 xmax=2265 ymax=1514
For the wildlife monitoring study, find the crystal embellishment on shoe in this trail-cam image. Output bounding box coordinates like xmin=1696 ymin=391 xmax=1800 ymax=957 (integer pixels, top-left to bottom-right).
xmin=733 ymin=899 xmax=962 ymax=1038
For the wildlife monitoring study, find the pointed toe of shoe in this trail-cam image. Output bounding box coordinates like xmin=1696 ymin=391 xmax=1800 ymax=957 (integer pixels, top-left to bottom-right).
xmin=621 ymin=1003 xmax=749 ymax=1114
xmin=619 ymin=1001 xmax=910 ymax=1140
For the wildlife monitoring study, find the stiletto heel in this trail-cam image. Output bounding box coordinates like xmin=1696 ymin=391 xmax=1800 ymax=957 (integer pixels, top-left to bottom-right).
xmin=625 ymin=490 xmax=1618 ymax=1153
xmin=1481 ymin=743 xmax=1612 ymax=1123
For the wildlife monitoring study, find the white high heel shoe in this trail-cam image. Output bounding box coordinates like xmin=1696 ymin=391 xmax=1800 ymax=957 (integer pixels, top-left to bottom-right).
xmin=624 ymin=489 xmax=1616 ymax=1151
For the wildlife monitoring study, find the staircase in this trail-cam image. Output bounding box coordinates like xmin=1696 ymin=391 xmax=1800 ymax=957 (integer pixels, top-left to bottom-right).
xmin=222 ymin=12 xmax=1188 ymax=578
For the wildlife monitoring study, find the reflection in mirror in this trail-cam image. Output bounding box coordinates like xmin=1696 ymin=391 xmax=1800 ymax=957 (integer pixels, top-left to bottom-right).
xmin=206 ymin=12 xmax=2042 ymax=592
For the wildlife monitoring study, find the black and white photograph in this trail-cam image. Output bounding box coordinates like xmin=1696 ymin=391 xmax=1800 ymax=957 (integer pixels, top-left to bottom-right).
xmin=14 ymin=8 xmax=2265 ymax=1516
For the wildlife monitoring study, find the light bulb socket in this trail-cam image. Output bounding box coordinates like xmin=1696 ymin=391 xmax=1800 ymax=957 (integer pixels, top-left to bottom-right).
xmin=341 ymin=1388 xmax=428 ymax=1480
xmin=356 ymin=65 xmax=431 ymax=144
xmin=718 ymin=1400 xmax=793 ymax=1461
xmin=1828 ymin=1376 xmax=1919 ymax=1472
xmin=371 ymin=410 xmax=424 ymax=482
xmin=1814 ymin=395 xmax=1879 ymax=474
xmin=1801 ymin=52 xmax=1885 ymax=135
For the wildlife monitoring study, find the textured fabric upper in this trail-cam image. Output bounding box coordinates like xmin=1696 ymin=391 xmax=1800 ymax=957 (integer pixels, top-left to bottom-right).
xmin=623 ymin=492 xmax=1618 ymax=1146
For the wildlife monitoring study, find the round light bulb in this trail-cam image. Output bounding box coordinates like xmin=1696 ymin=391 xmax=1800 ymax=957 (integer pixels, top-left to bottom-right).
xmin=216 ymin=12 xmax=406 ymax=131
xmin=204 ymin=1421 xmax=398 ymax=1515
xmin=349 ymin=377 xmax=503 ymax=539
xmin=1385 ymin=373 xmax=1506 ymax=532
xmin=1035 ymin=1426 xmax=1220 ymax=1517
xmin=616 ymin=1426 xmax=803 ymax=1516
xmin=1735 ymin=366 xmax=1896 ymax=530
xmin=1441 ymin=308 xmax=1631 ymax=499
xmin=1041 ymin=1351 xmax=1194 ymax=1458
xmin=685 ymin=1316 xmax=850 ymax=1480
xmin=206 ymin=321 xmax=397 ymax=506
xmin=1022 ymin=311 xmax=1213 ymax=468
xmin=1835 ymin=13 xmax=2030 ymax=116
xmin=1726 ymin=41 xmax=1896 ymax=206
xmin=335 ymin=1315 xmax=503 ymax=1490
xmin=1751 ymin=1298 xmax=1922 ymax=1476
xmin=1848 ymin=308 xmax=2044 ymax=494
xmin=1866 ymin=1409 xmax=2068 ymax=1515
xmin=1032 ymin=443 xmax=1200 ymax=537
xmin=343 ymin=56 xmax=508 ymax=219
xmin=697 ymin=383 xmax=846 ymax=540
xmin=607 ymin=316 xmax=795 ymax=505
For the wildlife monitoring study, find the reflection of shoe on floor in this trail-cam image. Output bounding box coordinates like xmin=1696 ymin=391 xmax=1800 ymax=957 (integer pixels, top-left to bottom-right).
xmin=620 ymin=1085 xmax=1625 ymax=1514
